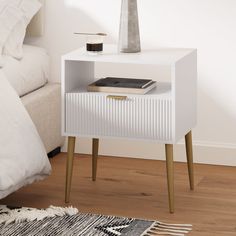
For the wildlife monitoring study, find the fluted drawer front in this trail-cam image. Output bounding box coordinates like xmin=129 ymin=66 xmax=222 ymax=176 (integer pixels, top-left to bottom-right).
xmin=66 ymin=93 xmax=172 ymax=141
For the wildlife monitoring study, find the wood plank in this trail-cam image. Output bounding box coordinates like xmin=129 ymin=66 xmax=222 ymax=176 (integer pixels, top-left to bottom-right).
xmin=1 ymin=153 xmax=236 ymax=235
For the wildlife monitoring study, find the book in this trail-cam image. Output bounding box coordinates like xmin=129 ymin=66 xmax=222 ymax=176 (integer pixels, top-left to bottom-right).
xmin=87 ymin=77 xmax=157 ymax=94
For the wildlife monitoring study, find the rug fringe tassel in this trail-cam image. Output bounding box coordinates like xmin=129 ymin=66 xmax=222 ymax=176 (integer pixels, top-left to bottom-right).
xmin=0 ymin=205 xmax=78 ymax=225
xmin=141 ymin=221 xmax=192 ymax=236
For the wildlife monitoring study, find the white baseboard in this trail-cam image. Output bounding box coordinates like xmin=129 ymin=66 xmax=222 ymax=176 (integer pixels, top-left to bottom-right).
xmin=62 ymin=138 xmax=236 ymax=166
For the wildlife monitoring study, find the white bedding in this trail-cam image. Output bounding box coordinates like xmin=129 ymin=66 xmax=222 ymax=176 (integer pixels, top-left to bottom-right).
xmin=0 ymin=70 xmax=51 ymax=199
xmin=2 ymin=44 xmax=49 ymax=97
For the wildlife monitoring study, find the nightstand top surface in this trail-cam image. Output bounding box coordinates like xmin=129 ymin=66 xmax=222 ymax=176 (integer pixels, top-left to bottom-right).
xmin=63 ymin=44 xmax=196 ymax=65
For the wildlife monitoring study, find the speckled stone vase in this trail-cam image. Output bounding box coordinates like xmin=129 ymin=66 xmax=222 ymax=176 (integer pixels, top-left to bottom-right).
xmin=118 ymin=0 xmax=141 ymax=53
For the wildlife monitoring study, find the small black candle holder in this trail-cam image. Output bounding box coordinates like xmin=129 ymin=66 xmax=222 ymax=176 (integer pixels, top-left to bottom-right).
xmin=74 ymin=32 xmax=107 ymax=55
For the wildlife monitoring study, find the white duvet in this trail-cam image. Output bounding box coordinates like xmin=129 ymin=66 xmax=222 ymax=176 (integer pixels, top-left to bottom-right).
xmin=0 ymin=70 xmax=51 ymax=199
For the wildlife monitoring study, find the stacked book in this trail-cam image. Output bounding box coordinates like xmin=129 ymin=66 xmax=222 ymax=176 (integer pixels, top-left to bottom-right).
xmin=87 ymin=77 xmax=156 ymax=95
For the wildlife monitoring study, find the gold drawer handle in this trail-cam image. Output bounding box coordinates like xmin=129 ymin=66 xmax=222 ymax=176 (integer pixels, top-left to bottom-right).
xmin=107 ymin=95 xmax=127 ymax=100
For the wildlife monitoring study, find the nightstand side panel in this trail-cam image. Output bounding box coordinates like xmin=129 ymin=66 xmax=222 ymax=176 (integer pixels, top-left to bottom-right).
xmin=173 ymin=50 xmax=197 ymax=143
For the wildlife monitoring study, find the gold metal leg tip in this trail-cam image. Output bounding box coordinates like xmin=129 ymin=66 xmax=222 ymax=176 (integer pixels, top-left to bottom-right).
xmin=170 ymin=209 xmax=174 ymax=214
xmin=65 ymin=197 xmax=70 ymax=203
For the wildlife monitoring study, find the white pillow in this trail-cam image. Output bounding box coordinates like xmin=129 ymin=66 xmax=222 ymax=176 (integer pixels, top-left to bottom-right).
xmin=2 ymin=45 xmax=49 ymax=97
xmin=0 ymin=1 xmax=22 ymax=67
xmin=3 ymin=0 xmax=41 ymax=60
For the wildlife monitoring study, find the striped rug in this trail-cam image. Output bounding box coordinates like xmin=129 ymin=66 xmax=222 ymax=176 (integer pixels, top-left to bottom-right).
xmin=0 ymin=205 xmax=192 ymax=236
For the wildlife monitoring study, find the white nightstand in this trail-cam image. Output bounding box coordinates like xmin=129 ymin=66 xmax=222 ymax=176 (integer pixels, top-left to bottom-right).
xmin=62 ymin=45 xmax=197 ymax=213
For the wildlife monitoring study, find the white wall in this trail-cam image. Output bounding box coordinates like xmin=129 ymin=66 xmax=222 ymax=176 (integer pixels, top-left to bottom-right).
xmin=28 ymin=0 xmax=236 ymax=165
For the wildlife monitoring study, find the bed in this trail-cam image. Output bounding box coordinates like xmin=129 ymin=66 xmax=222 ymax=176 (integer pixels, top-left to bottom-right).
xmin=0 ymin=0 xmax=64 ymax=199
xmin=23 ymin=0 xmax=64 ymax=154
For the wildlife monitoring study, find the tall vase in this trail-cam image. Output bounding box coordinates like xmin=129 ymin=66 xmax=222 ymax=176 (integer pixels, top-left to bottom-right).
xmin=118 ymin=0 xmax=141 ymax=53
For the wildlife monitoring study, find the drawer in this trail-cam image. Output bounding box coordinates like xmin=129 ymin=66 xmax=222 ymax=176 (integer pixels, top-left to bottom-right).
xmin=65 ymin=93 xmax=172 ymax=141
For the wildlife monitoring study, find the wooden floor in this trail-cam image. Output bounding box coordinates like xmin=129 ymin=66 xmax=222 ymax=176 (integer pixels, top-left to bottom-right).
xmin=1 ymin=153 xmax=236 ymax=235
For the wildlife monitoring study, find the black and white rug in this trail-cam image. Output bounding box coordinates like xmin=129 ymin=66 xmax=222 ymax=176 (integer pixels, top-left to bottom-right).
xmin=0 ymin=205 xmax=192 ymax=236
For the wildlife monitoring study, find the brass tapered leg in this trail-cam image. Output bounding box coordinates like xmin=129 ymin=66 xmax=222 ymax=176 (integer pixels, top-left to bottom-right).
xmin=185 ymin=131 xmax=194 ymax=190
xmin=65 ymin=136 xmax=76 ymax=203
xmin=165 ymin=144 xmax=174 ymax=213
xmin=92 ymin=138 xmax=99 ymax=181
